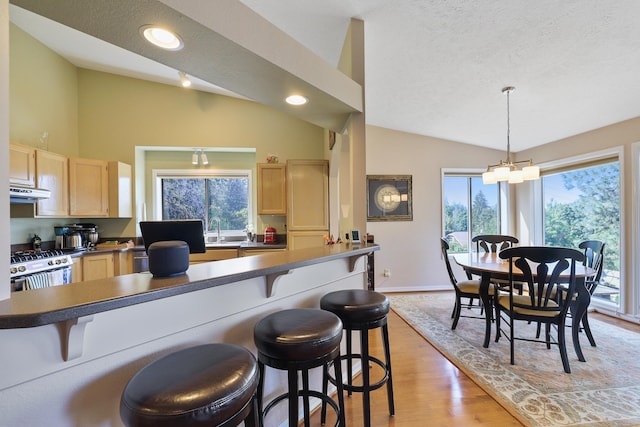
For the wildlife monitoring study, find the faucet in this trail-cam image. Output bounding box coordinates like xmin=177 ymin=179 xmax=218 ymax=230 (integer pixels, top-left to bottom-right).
xmin=211 ymin=217 xmax=221 ymax=242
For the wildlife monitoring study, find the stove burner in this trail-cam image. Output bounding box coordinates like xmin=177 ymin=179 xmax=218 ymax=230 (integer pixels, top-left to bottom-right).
xmin=10 ymin=249 xmax=65 ymax=264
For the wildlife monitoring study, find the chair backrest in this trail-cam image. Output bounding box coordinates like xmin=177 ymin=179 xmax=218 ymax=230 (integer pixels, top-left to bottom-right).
xmin=578 ymin=240 xmax=605 ymax=285
xmin=472 ymin=234 xmax=518 ymax=254
xmin=499 ymin=246 xmax=584 ymax=314
xmin=440 ymin=238 xmax=460 ymax=288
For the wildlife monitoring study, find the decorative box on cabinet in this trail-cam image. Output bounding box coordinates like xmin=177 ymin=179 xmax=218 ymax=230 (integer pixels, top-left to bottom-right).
xmin=69 ymin=157 xmax=109 ymax=217
xmin=257 ymin=163 xmax=287 ymax=215
xmin=9 ymin=143 xmax=36 ymax=187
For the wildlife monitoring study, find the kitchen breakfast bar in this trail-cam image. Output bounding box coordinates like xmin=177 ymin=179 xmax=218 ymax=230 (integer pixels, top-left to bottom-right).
xmin=0 ymin=243 xmax=378 ymax=426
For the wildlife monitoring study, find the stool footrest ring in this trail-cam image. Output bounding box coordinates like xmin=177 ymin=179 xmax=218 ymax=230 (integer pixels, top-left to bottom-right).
xmin=263 ymin=389 xmax=342 ymax=427
xmin=326 ymin=354 xmax=390 ymax=393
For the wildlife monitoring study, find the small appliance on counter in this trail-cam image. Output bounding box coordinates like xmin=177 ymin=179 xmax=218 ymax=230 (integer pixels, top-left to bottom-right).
xmin=69 ymin=223 xmax=99 ymax=249
xmin=264 ymin=226 xmax=277 ymax=243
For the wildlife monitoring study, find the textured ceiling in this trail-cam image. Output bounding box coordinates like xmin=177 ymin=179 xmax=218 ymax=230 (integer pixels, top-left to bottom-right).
xmin=9 ymin=1 xmax=640 ymax=152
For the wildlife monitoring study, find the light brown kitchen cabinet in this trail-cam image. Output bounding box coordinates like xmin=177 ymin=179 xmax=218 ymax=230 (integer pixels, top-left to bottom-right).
xmin=69 ymin=157 xmax=109 ymax=217
xmin=113 ymin=251 xmax=133 ymax=276
xmin=82 ymin=253 xmax=114 ymax=281
xmin=70 ymin=257 xmax=83 ymax=283
xmin=36 ymin=150 xmax=69 ymax=217
xmin=238 ymin=248 xmax=286 ymax=257
xmin=286 ymin=160 xmax=329 ymax=231
xmin=9 ymin=143 xmax=36 ymax=187
xmin=286 ymin=159 xmax=329 ymax=249
xmin=257 ymin=163 xmax=287 ymax=215
xmin=108 ymin=161 xmax=133 ymax=218
xmin=189 ymin=249 xmax=238 ymax=264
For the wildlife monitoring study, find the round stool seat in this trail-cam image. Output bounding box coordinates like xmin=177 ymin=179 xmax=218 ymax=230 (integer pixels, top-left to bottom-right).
xmin=254 ymin=308 xmax=342 ymax=362
xmin=320 ymin=289 xmax=390 ymax=326
xmin=120 ymin=344 xmax=259 ymax=427
xmin=147 ymin=240 xmax=190 ymax=277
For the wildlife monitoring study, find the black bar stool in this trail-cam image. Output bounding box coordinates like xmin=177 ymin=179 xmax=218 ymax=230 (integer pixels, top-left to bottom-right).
xmin=120 ymin=343 xmax=259 ymax=427
xmin=253 ymin=308 xmax=346 ymax=427
xmin=320 ymin=289 xmax=395 ymax=427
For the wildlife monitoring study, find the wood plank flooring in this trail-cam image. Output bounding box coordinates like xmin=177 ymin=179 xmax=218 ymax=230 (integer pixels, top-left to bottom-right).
xmin=308 ymin=305 xmax=640 ymax=427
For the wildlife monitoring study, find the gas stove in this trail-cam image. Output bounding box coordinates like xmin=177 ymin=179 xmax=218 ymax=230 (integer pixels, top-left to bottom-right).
xmin=10 ymin=249 xmax=73 ymax=279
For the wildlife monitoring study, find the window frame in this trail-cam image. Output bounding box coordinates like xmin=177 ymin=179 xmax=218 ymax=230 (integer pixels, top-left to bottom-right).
xmin=152 ymin=168 xmax=253 ymax=237
xmin=531 ymin=146 xmax=624 ymax=312
xmin=441 ymin=168 xmax=509 ymax=252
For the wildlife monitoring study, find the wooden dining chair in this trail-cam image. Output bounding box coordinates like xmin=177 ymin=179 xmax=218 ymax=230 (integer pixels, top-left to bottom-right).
xmin=471 ymin=234 xmax=519 ymax=254
xmin=495 ymin=246 xmax=585 ymax=373
xmin=472 ymin=234 xmax=522 ymax=293
xmin=576 ymin=240 xmax=605 ymax=347
xmin=440 ymin=238 xmax=495 ymax=330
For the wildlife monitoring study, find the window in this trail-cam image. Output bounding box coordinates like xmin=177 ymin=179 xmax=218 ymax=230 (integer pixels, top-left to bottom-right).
xmin=442 ymin=174 xmax=501 ymax=252
xmin=541 ymin=160 xmax=620 ymax=305
xmin=153 ymin=169 xmax=252 ymax=238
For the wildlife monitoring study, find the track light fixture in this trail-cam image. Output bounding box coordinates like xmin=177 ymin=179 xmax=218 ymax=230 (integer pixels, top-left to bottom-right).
xmin=192 ymin=149 xmax=209 ymax=166
xmin=179 ymin=71 xmax=192 ymax=88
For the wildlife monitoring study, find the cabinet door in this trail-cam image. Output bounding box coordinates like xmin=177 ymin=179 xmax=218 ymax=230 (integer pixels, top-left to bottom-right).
xmin=189 ymin=249 xmax=238 ymax=264
xmin=70 ymin=257 xmax=83 ymax=283
xmin=36 ymin=150 xmax=69 ymax=217
xmin=9 ymin=143 xmax=36 ymax=187
xmin=257 ymin=163 xmax=287 ymax=215
xmin=287 ymin=231 xmax=328 ymax=250
xmin=82 ymin=253 xmax=114 ymax=281
xmin=286 ymin=160 xmax=329 ymax=230
xmin=69 ymin=157 xmax=109 ymax=217
xmin=108 ymin=161 xmax=132 ymax=218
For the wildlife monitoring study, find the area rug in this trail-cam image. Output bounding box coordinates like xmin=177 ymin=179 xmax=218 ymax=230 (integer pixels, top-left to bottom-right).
xmin=388 ymin=292 xmax=640 ymax=427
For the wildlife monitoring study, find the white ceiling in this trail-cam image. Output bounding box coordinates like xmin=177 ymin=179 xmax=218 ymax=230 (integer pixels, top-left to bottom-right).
xmin=9 ymin=1 xmax=640 ymax=152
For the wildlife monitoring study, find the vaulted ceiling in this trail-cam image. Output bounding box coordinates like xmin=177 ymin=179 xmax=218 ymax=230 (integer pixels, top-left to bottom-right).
xmin=9 ymin=0 xmax=640 ymax=151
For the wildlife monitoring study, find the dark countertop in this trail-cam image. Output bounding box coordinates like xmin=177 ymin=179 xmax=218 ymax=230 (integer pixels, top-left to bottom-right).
xmin=0 ymin=243 xmax=379 ymax=329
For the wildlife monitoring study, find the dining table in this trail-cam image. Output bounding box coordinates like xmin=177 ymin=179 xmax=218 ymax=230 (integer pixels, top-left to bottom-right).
xmin=452 ymin=252 xmax=595 ymax=362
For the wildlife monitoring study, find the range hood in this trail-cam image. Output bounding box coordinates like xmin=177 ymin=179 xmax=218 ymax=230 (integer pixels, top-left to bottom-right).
xmin=10 ymin=185 xmax=51 ymax=203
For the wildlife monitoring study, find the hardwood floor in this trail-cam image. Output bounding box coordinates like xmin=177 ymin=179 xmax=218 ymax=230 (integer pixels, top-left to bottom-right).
xmin=310 ymin=310 xmax=523 ymax=426
xmin=306 ymin=301 xmax=640 ymax=427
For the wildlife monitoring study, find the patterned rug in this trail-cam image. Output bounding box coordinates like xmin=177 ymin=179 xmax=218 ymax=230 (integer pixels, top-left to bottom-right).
xmin=388 ymin=292 xmax=640 ymax=427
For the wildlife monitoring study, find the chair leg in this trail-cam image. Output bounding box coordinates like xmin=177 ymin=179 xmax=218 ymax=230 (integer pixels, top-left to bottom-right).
xmin=346 ymin=329 xmax=353 ymax=396
xmin=257 ymin=362 xmax=265 ymax=427
xmin=320 ymin=363 xmax=329 ymax=424
xmin=545 ymin=324 xmax=552 ymax=349
xmin=558 ymin=321 xmax=571 ymax=373
xmin=451 ymin=298 xmax=462 ymax=330
xmin=302 ymin=369 xmax=311 ymax=427
xmin=509 ymin=315 xmax=515 ymax=365
xmin=582 ymin=312 xmax=597 ymax=347
xmin=494 ymin=305 xmax=501 ymax=342
xmin=333 ymin=352 xmax=346 ymax=427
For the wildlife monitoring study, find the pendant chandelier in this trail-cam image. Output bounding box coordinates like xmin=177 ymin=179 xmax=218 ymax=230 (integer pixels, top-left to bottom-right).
xmin=482 ymin=86 xmax=539 ymax=184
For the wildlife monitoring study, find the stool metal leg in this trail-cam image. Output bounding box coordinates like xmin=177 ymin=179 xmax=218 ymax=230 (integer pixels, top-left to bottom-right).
xmin=257 ymin=361 xmax=266 ymax=427
xmin=382 ymin=323 xmax=395 ymax=416
xmin=287 ymin=369 xmax=298 ymax=427
xmin=361 ymin=329 xmax=371 ymax=427
xmin=334 ymin=352 xmax=346 ymax=427
xmin=302 ymin=369 xmax=311 ymax=427
xmin=346 ymin=328 xmax=353 ymax=396
xmin=320 ymin=364 xmax=329 ymax=424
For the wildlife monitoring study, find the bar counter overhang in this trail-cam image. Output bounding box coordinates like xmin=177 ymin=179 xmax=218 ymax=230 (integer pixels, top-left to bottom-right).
xmin=0 ymin=243 xmax=378 ymax=426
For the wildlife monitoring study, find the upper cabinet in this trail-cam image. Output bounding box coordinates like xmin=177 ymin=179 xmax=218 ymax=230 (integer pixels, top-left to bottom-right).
xmin=36 ymin=150 xmax=69 ymax=217
xmin=257 ymin=163 xmax=287 ymax=215
xmin=108 ymin=161 xmax=132 ymax=218
xmin=9 ymin=143 xmax=36 ymax=188
xmin=69 ymin=157 xmax=109 ymax=217
xmin=286 ymin=159 xmax=329 ymax=231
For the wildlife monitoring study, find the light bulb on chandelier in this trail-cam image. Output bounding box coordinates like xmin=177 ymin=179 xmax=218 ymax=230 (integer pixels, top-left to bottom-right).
xmin=482 ymin=86 xmax=539 ymax=184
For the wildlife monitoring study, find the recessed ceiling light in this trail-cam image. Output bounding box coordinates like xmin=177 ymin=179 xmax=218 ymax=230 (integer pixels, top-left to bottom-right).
xmin=140 ymin=25 xmax=184 ymax=51
xmin=285 ymin=95 xmax=308 ymax=106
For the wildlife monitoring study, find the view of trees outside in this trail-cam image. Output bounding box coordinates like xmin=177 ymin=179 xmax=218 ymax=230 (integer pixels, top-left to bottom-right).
xmin=161 ymin=177 xmax=249 ymax=233
xmin=542 ymin=161 xmax=620 ymax=304
xmin=443 ymin=176 xmax=499 ymax=252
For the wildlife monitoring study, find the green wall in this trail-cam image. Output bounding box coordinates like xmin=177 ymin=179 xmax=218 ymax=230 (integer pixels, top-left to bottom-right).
xmin=9 ymin=24 xmax=324 ymax=243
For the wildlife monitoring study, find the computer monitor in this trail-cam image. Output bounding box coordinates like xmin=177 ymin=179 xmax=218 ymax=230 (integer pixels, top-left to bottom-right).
xmin=140 ymin=220 xmax=206 ymax=254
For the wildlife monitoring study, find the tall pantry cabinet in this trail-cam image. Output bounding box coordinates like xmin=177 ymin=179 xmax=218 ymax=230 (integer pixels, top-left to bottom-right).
xmin=286 ymin=159 xmax=329 ymax=250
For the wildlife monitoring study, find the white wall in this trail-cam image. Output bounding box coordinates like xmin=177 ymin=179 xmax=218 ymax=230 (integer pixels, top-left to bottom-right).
xmin=365 ymin=125 xmax=503 ymax=292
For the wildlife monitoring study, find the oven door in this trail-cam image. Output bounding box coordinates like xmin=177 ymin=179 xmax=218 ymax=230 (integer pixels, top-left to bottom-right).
xmin=11 ymin=266 xmax=73 ymax=291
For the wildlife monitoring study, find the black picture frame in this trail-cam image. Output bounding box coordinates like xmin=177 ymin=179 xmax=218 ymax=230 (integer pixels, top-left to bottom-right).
xmin=366 ymin=175 xmax=413 ymax=221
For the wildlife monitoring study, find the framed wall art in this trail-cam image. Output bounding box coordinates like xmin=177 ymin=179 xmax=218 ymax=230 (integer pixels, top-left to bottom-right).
xmin=366 ymin=175 xmax=413 ymax=221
